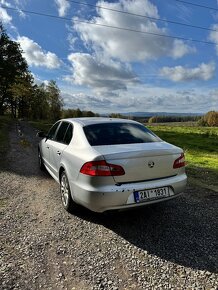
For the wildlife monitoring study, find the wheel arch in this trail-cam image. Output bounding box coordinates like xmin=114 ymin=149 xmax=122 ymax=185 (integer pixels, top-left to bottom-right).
xmin=59 ymin=166 xmax=65 ymax=182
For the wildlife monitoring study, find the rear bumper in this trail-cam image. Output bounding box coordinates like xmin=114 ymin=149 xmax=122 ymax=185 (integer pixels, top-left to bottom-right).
xmin=70 ymin=173 xmax=187 ymax=212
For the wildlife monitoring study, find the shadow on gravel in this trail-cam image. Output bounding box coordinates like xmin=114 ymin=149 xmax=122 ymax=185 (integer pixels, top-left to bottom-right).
xmin=0 ymin=120 xmax=52 ymax=179
xmin=1 ymin=155 xmax=53 ymax=180
xmin=72 ymin=191 xmax=218 ymax=273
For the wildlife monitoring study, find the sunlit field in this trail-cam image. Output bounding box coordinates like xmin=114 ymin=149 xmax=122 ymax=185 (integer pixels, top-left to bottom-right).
xmin=148 ymin=124 xmax=218 ymax=189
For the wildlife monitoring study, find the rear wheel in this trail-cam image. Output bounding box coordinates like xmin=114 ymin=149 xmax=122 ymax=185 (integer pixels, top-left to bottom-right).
xmin=60 ymin=171 xmax=74 ymax=212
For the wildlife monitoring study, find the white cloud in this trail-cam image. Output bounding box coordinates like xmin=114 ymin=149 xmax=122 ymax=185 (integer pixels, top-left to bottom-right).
xmin=32 ymin=73 xmax=49 ymax=86
xmin=134 ymin=87 xmax=218 ymax=113
xmin=0 ymin=7 xmax=12 ymax=24
xmin=63 ymin=92 xmax=118 ymax=111
xmin=61 ymin=85 xmax=218 ymax=114
xmin=159 ymin=63 xmax=216 ymax=82
xmin=0 ymin=0 xmax=11 ymax=6
xmin=66 ymin=53 xmax=138 ymax=91
xmin=17 ymin=36 xmax=61 ymax=69
xmin=55 ymin=0 xmax=70 ymax=17
xmin=73 ymin=0 xmax=193 ymax=62
xmin=209 ymin=24 xmax=218 ymax=54
xmin=171 ymin=39 xmax=196 ymax=59
xmin=0 ymin=0 xmax=27 ymax=25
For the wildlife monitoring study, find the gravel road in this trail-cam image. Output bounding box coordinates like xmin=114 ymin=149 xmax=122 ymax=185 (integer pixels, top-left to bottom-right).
xmin=0 ymin=121 xmax=218 ymax=290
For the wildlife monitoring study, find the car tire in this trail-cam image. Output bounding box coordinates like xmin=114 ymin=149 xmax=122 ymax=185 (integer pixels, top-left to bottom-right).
xmin=38 ymin=148 xmax=45 ymax=170
xmin=60 ymin=171 xmax=75 ymax=213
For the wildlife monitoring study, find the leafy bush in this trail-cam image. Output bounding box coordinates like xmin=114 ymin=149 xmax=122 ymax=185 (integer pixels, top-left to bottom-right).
xmin=198 ymin=111 xmax=218 ymax=127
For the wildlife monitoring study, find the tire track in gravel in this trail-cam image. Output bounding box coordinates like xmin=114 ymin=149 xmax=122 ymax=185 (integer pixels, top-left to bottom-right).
xmin=1 ymin=120 xmax=218 ymax=290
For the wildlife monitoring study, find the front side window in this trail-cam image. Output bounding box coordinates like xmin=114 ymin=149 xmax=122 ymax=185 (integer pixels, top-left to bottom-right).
xmin=47 ymin=121 xmax=60 ymax=140
xmin=83 ymin=123 xmax=161 ymax=146
xmin=63 ymin=124 xmax=73 ymax=145
xmin=55 ymin=122 xmax=70 ymax=143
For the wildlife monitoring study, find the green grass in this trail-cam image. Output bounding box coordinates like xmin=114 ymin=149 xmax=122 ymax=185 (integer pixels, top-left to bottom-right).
xmin=0 ymin=115 xmax=13 ymax=165
xmin=28 ymin=120 xmax=52 ymax=133
xmin=148 ymin=125 xmax=218 ymax=190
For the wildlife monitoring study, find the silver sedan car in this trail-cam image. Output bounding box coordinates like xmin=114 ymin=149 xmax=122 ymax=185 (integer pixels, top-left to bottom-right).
xmin=38 ymin=118 xmax=187 ymax=213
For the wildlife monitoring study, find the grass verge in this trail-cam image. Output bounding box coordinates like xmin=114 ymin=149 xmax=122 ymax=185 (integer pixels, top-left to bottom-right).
xmin=28 ymin=120 xmax=52 ymax=133
xmin=148 ymin=125 xmax=218 ymax=191
xmin=0 ymin=115 xmax=13 ymax=168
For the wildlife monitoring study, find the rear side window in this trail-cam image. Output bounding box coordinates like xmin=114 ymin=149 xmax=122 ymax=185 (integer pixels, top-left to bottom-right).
xmin=83 ymin=123 xmax=161 ymax=146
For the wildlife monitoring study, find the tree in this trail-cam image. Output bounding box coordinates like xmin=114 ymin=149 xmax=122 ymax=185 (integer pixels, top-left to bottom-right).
xmin=0 ymin=24 xmax=64 ymax=121
xmin=109 ymin=113 xmax=125 ymax=118
xmin=0 ymin=23 xmax=32 ymax=116
xmin=82 ymin=110 xmax=96 ymax=117
xmin=201 ymin=111 xmax=218 ymax=127
xmin=148 ymin=116 xmax=158 ymax=123
xmin=8 ymin=74 xmax=34 ymax=118
xmin=62 ymin=108 xmax=99 ymax=118
xmin=29 ymin=84 xmax=50 ymax=120
xmin=46 ymin=80 xmax=63 ymax=121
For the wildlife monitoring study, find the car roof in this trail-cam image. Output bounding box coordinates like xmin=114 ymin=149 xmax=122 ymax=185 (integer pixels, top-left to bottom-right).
xmin=61 ymin=117 xmax=138 ymax=126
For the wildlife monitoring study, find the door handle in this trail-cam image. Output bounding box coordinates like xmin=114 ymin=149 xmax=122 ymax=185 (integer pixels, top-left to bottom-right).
xmin=57 ymin=151 xmax=61 ymax=155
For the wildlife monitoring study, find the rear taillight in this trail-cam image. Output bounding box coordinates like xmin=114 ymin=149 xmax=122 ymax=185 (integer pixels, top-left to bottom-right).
xmin=173 ymin=153 xmax=185 ymax=169
xmin=80 ymin=160 xmax=125 ymax=176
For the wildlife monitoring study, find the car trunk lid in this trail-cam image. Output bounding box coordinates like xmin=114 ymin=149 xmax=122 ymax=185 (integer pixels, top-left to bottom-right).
xmin=93 ymin=142 xmax=182 ymax=183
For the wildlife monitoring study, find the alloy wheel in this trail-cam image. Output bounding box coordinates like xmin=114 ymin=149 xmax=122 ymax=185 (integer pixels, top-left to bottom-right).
xmin=60 ymin=173 xmax=70 ymax=207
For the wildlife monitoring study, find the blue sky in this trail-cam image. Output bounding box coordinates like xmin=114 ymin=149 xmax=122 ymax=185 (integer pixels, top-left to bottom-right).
xmin=1 ymin=0 xmax=218 ymax=114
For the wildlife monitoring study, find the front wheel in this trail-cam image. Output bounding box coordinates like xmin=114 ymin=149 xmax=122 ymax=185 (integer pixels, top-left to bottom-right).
xmin=60 ymin=171 xmax=74 ymax=212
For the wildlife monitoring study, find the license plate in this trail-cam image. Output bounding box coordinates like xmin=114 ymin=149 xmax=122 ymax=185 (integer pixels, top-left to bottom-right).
xmin=134 ymin=187 xmax=170 ymax=203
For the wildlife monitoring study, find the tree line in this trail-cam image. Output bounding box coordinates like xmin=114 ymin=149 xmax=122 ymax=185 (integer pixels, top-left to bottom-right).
xmin=62 ymin=108 xmax=99 ymax=118
xmin=0 ymin=24 xmax=63 ymax=121
xmin=147 ymin=112 xmax=218 ymax=126
xmin=0 ymin=24 xmax=100 ymax=121
xmin=147 ymin=115 xmax=201 ymax=124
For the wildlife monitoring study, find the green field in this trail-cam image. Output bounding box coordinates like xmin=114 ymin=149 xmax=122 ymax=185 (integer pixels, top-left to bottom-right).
xmin=148 ymin=124 xmax=218 ymax=190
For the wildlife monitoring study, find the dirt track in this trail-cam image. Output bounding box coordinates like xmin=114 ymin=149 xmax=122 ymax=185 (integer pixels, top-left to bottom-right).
xmin=0 ymin=121 xmax=218 ymax=289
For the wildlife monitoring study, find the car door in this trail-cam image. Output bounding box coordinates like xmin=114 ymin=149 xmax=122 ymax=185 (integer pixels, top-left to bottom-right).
xmin=41 ymin=121 xmax=61 ymax=169
xmin=48 ymin=122 xmax=72 ymax=179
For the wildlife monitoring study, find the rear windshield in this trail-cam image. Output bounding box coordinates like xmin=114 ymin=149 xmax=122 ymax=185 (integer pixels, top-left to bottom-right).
xmin=83 ymin=123 xmax=161 ymax=146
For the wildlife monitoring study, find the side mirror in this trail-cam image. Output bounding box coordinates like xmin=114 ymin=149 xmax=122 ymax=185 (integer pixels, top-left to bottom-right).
xmin=37 ymin=131 xmax=46 ymax=138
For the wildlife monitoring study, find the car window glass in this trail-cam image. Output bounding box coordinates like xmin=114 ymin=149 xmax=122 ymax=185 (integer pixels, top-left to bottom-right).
xmin=83 ymin=123 xmax=161 ymax=146
xmin=55 ymin=122 xmax=69 ymax=143
xmin=63 ymin=124 xmax=73 ymax=145
xmin=47 ymin=122 xmax=60 ymax=140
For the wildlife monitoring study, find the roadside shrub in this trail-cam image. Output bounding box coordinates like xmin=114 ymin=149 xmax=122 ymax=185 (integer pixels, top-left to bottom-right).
xmin=198 ymin=111 xmax=218 ymax=127
xmin=148 ymin=116 xmax=158 ymax=123
xmin=197 ymin=118 xmax=207 ymax=126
